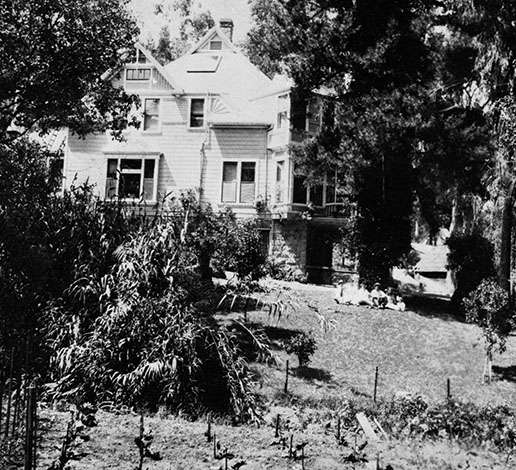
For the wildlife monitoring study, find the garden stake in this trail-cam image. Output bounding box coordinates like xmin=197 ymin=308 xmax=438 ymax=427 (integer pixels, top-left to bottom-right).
xmin=274 ymin=414 xmax=280 ymax=438
xmin=12 ymin=376 xmax=21 ymax=438
xmin=373 ymin=365 xmax=378 ymax=404
xmin=336 ymin=416 xmax=341 ymax=441
xmin=0 ymin=368 xmax=4 ymax=434
xmin=137 ymin=413 xmax=144 ymax=470
xmin=213 ymin=432 xmax=217 ymax=458
xmin=5 ymin=347 xmax=14 ymax=439
xmin=301 ymin=445 xmax=305 ymax=470
xmin=206 ymin=418 xmax=212 ymax=442
xmin=284 ymin=360 xmax=289 ymax=394
xmin=24 ymin=385 xmax=34 ymax=470
xmin=447 ymin=378 xmax=451 ymax=400
xmin=224 ymin=447 xmax=228 ymax=470
xmin=289 ymin=434 xmax=293 ymax=459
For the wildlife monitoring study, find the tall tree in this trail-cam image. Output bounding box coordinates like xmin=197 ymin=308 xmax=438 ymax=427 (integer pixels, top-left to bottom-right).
xmin=149 ymin=0 xmax=214 ymax=64
xmin=0 ymin=0 xmax=140 ymax=141
xmin=247 ymin=0 xmax=494 ymax=285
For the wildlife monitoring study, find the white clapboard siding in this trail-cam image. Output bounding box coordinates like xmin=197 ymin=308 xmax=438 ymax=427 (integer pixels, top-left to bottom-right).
xmin=65 ymin=105 xmax=270 ymax=218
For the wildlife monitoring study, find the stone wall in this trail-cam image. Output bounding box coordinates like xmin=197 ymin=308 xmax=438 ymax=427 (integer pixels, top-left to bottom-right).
xmin=269 ymin=220 xmax=308 ymax=281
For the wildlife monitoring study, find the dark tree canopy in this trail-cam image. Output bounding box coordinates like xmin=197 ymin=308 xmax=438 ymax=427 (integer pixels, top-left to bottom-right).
xmin=0 ymin=0 xmax=139 ymax=140
xmin=246 ymin=0 xmax=494 ymax=284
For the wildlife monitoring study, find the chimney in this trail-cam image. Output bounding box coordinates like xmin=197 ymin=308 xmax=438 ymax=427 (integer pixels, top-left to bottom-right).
xmin=219 ymin=18 xmax=234 ymax=42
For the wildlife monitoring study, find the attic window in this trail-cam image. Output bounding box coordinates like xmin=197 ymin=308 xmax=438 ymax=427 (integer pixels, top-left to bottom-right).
xmin=209 ymin=40 xmax=222 ymax=50
xmin=187 ymin=55 xmax=221 ymax=73
xmin=126 ymin=68 xmax=151 ymax=81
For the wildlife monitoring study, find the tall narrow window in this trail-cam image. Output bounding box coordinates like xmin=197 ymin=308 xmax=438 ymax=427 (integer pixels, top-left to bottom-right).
xmin=240 ymin=162 xmax=256 ymax=204
xmin=222 ymin=162 xmax=238 ymax=202
xmin=106 ymin=159 xmax=118 ymax=199
xmin=143 ymin=98 xmax=160 ymax=131
xmin=309 ymin=184 xmax=323 ymax=206
xmin=293 ymin=175 xmax=307 ymax=204
xmin=190 ymin=98 xmax=205 ymax=128
xmin=276 ymin=161 xmax=284 ymax=202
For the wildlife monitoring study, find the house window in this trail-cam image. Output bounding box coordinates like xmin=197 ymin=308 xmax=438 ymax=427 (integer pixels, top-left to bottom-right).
xmin=190 ymin=98 xmax=205 ymax=128
xmin=221 ymin=161 xmax=256 ymax=204
xmin=210 ymin=40 xmax=222 ymax=50
xmin=293 ymin=175 xmax=307 ymax=204
xmin=126 ymin=68 xmax=151 ymax=81
xmin=105 ymin=157 xmax=158 ymax=201
xmin=277 ymin=93 xmax=289 ymax=129
xmin=276 ymin=161 xmax=284 ymax=202
xmin=143 ymin=98 xmax=160 ymax=131
xmin=137 ymin=50 xmax=147 ymax=63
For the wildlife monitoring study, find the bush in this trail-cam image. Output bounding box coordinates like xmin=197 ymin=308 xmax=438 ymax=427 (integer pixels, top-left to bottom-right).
xmin=284 ymin=331 xmax=317 ymax=366
xmin=214 ymin=219 xmax=267 ymax=280
xmin=446 ymin=232 xmax=496 ymax=313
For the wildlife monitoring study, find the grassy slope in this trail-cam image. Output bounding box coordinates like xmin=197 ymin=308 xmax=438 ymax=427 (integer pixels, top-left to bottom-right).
xmin=37 ymin=282 xmax=516 ymax=469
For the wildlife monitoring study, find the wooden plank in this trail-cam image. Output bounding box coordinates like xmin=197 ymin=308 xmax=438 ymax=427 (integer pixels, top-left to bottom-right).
xmin=356 ymin=412 xmax=380 ymax=442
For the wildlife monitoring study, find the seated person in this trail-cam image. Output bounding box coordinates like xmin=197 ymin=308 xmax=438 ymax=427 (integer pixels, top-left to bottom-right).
xmin=334 ymin=279 xmax=350 ymax=304
xmin=386 ymin=288 xmax=406 ymax=311
xmin=370 ymin=282 xmax=388 ymax=308
xmin=352 ymin=282 xmax=373 ymax=306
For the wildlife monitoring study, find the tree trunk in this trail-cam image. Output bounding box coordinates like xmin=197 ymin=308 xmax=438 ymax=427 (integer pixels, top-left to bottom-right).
xmin=449 ymin=193 xmax=459 ymax=236
xmin=498 ymin=181 xmax=516 ymax=292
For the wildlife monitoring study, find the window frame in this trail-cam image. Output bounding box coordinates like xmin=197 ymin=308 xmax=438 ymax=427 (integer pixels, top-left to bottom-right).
xmin=188 ymin=97 xmax=206 ymax=129
xmin=142 ymin=97 xmax=161 ymax=134
xmin=209 ymin=39 xmax=223 ymax=50
xmin=104 ymin=155 xmax=160 ymax=203
xmin=220 ymin=160 xmax=258 ymax=205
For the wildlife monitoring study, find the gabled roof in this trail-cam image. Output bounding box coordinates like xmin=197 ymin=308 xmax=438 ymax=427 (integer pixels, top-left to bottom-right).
xmin=135 ymin=43 xmax=183 ymax=93
xmin=165 ymin=27 xmax=273 ymax=99
xmin=187 ymin=25 xmax=239 ymax=55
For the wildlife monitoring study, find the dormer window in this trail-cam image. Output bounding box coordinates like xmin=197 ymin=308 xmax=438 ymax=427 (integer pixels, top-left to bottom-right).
xmin=189 ymin=98 xmax=205 ymax=128
xmin=210 ymin=40 xmax=223 ymax=50
xmin=126 ymin=68 xmax=151 ymax=81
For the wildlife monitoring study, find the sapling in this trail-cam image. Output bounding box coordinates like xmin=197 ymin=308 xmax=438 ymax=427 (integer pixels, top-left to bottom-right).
xmin=463 ymin=279 xmax=515 ymax=383
xmin=284 ymin=332 xmax=317 ymax=367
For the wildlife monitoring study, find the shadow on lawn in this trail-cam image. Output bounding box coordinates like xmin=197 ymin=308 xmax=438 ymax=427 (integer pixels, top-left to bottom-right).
xmin=493 ymin=365 xmax=516 ymax=382
xmin=292 ymin=366 xmax=333 ymax=383
xmin=246 ymin=322 xmax=302 ymax=350
xmin=405 ymin=296 xmax=464 ymax=323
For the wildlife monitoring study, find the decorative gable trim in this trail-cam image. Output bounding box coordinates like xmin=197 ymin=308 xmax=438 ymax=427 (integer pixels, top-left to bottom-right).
xmin=135 ymin=44 xmax=184 ymax=94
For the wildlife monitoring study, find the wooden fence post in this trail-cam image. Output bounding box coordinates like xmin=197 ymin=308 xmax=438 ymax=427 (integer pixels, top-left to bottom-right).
xmin=284 ymin=360 xmax=289 ymax=394
xmin=373 ymin=366 xmax=379 ymax=404
xmin=5 ymin=347 xmax=14 ymax=439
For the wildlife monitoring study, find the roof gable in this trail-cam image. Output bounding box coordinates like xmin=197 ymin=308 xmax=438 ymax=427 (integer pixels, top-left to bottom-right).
xmin=188 ymin=26 xmax=238 ymax=55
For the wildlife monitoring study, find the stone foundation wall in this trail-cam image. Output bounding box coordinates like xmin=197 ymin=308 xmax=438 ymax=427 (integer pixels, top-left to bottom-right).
xmin=269 ymin=221 xmax=308 ymax=281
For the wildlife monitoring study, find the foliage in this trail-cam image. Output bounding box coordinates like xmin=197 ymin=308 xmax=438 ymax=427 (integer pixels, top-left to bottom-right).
xmin=284 ymin=331 xmax=317 ymax=367
xmin=463 ymin=278 xmax=515 ymax=356
xmin=246 ymin=1 xmax=494 ymax=285
xmin=0 ymin=0 xmax=139 ymax=139
xmin=148 ymin=0 xmax=214 ymax=64
xmin=338 ymin=394 xmax=516 ymax=451
xmin=446 ymin=232 xmax=496 ymax=313
xmin=215 ymin=219 xmax=267 ymax=281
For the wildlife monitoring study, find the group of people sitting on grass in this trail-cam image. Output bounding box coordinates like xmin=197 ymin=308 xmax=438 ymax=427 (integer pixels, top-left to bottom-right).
xmin=334 ymin=279 xmax=406 ymax=311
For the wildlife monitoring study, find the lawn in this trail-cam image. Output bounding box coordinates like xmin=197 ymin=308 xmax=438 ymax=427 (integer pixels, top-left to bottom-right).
xmin=35 ymin=281 xmax=516 ymax=469
xmin=248 ymin=282 xmax=516 ymax=408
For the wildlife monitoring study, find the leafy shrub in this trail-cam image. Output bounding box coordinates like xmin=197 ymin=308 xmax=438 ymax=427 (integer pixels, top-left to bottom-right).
xmin=46 ymin=215 xmax=262 ymax=419
xmin=337 ymin=394 xmax=516 ymax=451
xmin=214 ymin=219 xmax=267 ymax=280
xmin=446 ymin=232 xmax=496 ymax=313
xmin=464 ymin=278 xmax=515 ymax=356
xmin=284 ymin=331 xmax=317 ymax=366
